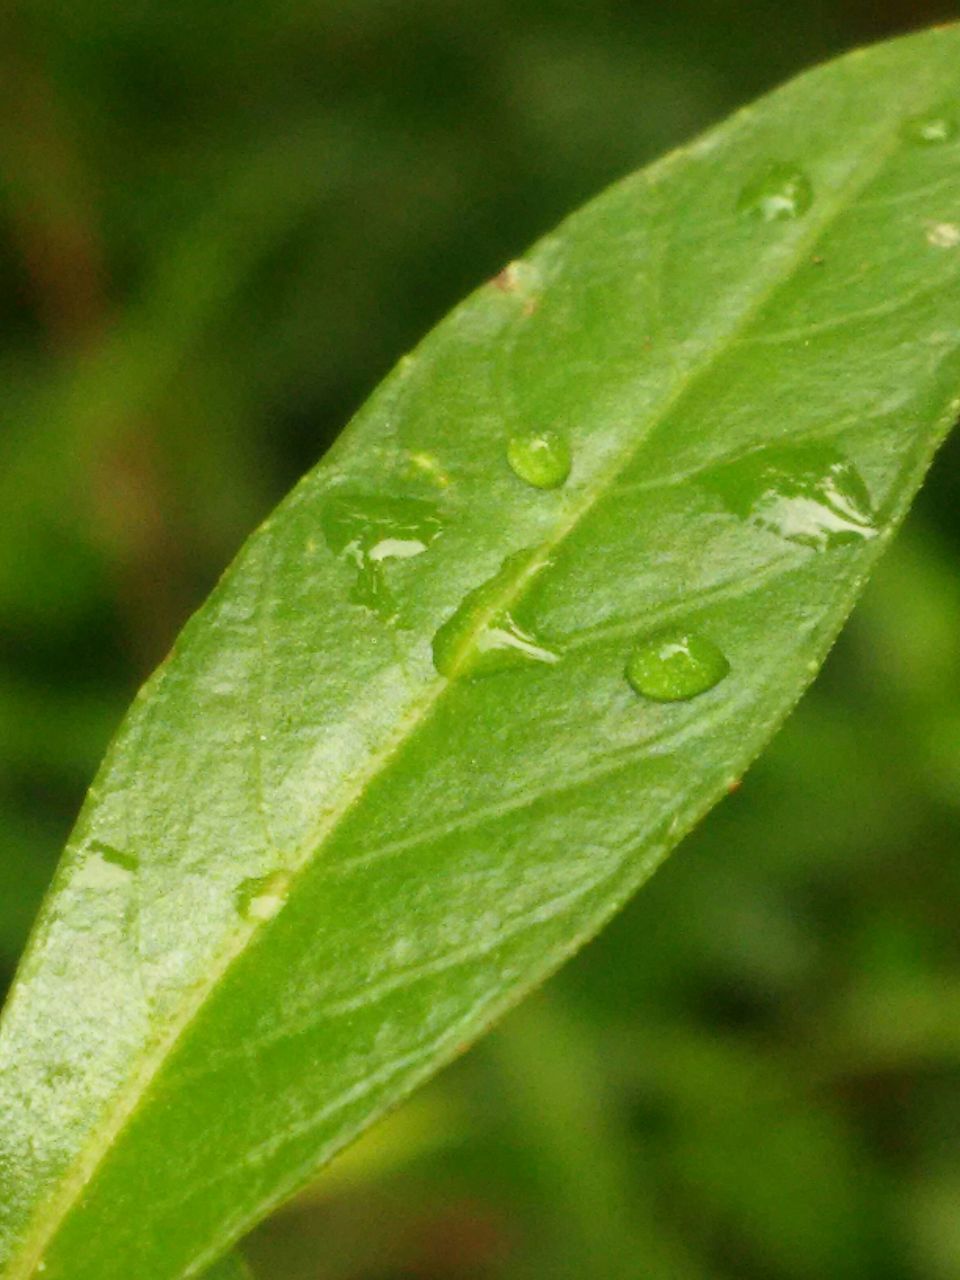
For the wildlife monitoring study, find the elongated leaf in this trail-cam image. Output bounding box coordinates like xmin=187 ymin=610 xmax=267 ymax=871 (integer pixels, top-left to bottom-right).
xmin=3 ymin=25 xmax=960 ymax=1280
xmin=200 ymin=1255 xmax=253 ymax=1280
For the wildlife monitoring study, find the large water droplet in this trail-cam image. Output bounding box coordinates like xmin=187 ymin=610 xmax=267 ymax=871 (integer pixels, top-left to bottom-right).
xmin=506 ymin=430 xmax=571 ymax=490
xmin=902 ymin=113 xmax=957 ymax=146
xmin=737 ymin=163 xmax=813 ymax=222
xmin=237 ymin=870 xmax=291 ymax=922
xmin=703 ymin=444 xmax=877 ymax=551
xmin=433 ymin=549 xmax=559 ymax=678
xmin=322 ymin=494 xmax=444 ymax=618
xmin=626 ymin=629 xmax=729 ymax=702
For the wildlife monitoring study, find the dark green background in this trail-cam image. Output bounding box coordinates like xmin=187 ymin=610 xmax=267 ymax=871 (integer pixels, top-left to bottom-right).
xmin=2 ymin=2 xmax=959 ymax=1276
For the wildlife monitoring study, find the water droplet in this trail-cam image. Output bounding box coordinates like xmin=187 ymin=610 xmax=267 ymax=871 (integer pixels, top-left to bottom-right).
xmin=506 ymin=430 xmax=571 ymax=490
xmin=626 ymin=629 xmax=729 ymax=702
xmin=737 ymin=163 xmax=813 ymax=222
xmin=237 ymin=870 xmax=291 ymax=923
xmin=433 ymin=549 xmax=559 ymax=678
xmin=902 ymin=112 xmax=957 ymax=145
xmin=703 ymin=444 xmax=877 ymax=551
xmin=927 ymin=221 xmax=960 ymax=249
xmin=322 ymin=494 xmax=444 ymax=618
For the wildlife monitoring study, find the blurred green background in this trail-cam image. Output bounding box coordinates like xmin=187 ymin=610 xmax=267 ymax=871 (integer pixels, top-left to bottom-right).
xmin=2 ymin=2 xmax=960 ymax=1276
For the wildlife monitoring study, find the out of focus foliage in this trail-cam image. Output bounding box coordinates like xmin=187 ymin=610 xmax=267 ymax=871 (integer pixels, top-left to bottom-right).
xmin=1 ymin=2 xmax=959 ymax=1277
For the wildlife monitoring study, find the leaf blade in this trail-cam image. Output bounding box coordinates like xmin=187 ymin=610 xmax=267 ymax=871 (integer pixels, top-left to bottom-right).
xmin=3 ymin=24 xmax=960 ymax=1280
xmin=199 ymin=1254 xmax=253 ymax=1280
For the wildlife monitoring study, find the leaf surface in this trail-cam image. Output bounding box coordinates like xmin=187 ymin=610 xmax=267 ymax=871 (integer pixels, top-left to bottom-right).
xmin=3 ymin=25 xmax=960 ymax=1280
xmin=199 ymin=1256 xmax=252 ymax=1280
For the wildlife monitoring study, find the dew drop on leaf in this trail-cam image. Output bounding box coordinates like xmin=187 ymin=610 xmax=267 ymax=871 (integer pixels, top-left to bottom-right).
xmin=737 ymin=163 xmax=814 ymax=222
xmin=703 ymin=444 xmax=877 ymax=551
xmin=446 ymin=613 xmax=559 ymax=677
xmin=626 ymin=629 xmax=730 ymax=702
xmin=236 ymin=871 xmax=292 ymax=923
xmin=902 ymin=112 xmax=957 ymax=145
xmin=506 ymin=430 xmax=571 ymax=490
xmin=433 ymin=549 xmax=559 ymax=678
xmin=321 ymin=494 xmax=444 ymax=618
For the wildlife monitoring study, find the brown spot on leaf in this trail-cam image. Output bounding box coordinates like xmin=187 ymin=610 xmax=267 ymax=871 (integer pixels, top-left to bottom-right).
xmin=492 ymin=265 xmax=517 ymax=292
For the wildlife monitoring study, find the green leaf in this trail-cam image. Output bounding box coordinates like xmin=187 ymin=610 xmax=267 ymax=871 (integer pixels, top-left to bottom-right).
xmin=199 ymin=1254 xmax=253 ymax=1280
xmin=3 ymin=23 xmax=960 ymax=1280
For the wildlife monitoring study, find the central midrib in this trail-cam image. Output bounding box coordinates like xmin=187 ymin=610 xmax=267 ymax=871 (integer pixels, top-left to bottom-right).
xmin=8 ymin=100 xmax=910 ymax=1280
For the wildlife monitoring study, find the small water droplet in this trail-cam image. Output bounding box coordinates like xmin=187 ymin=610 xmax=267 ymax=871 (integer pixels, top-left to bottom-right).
xmin=433 ymin=549 xmax=559 ymax=678
xmin=902 ymin=112 xmax=957 ymax=146
xmin=626 ymin=629 xmax=729 ymax=702
xmin=927 ymin=221 xmax=960 ymax=249
xmin=237 ymin=870 xmax=291 ymax=923
xmin=703 ymin=444 xmax=877 ymax=551
xmin=737 ymin=163 xmax=813 ymax=222
xmin=322 ymin=494 xmax=444 ymax=619
xmin=506 ymin=430 xmax=571 ymax=490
